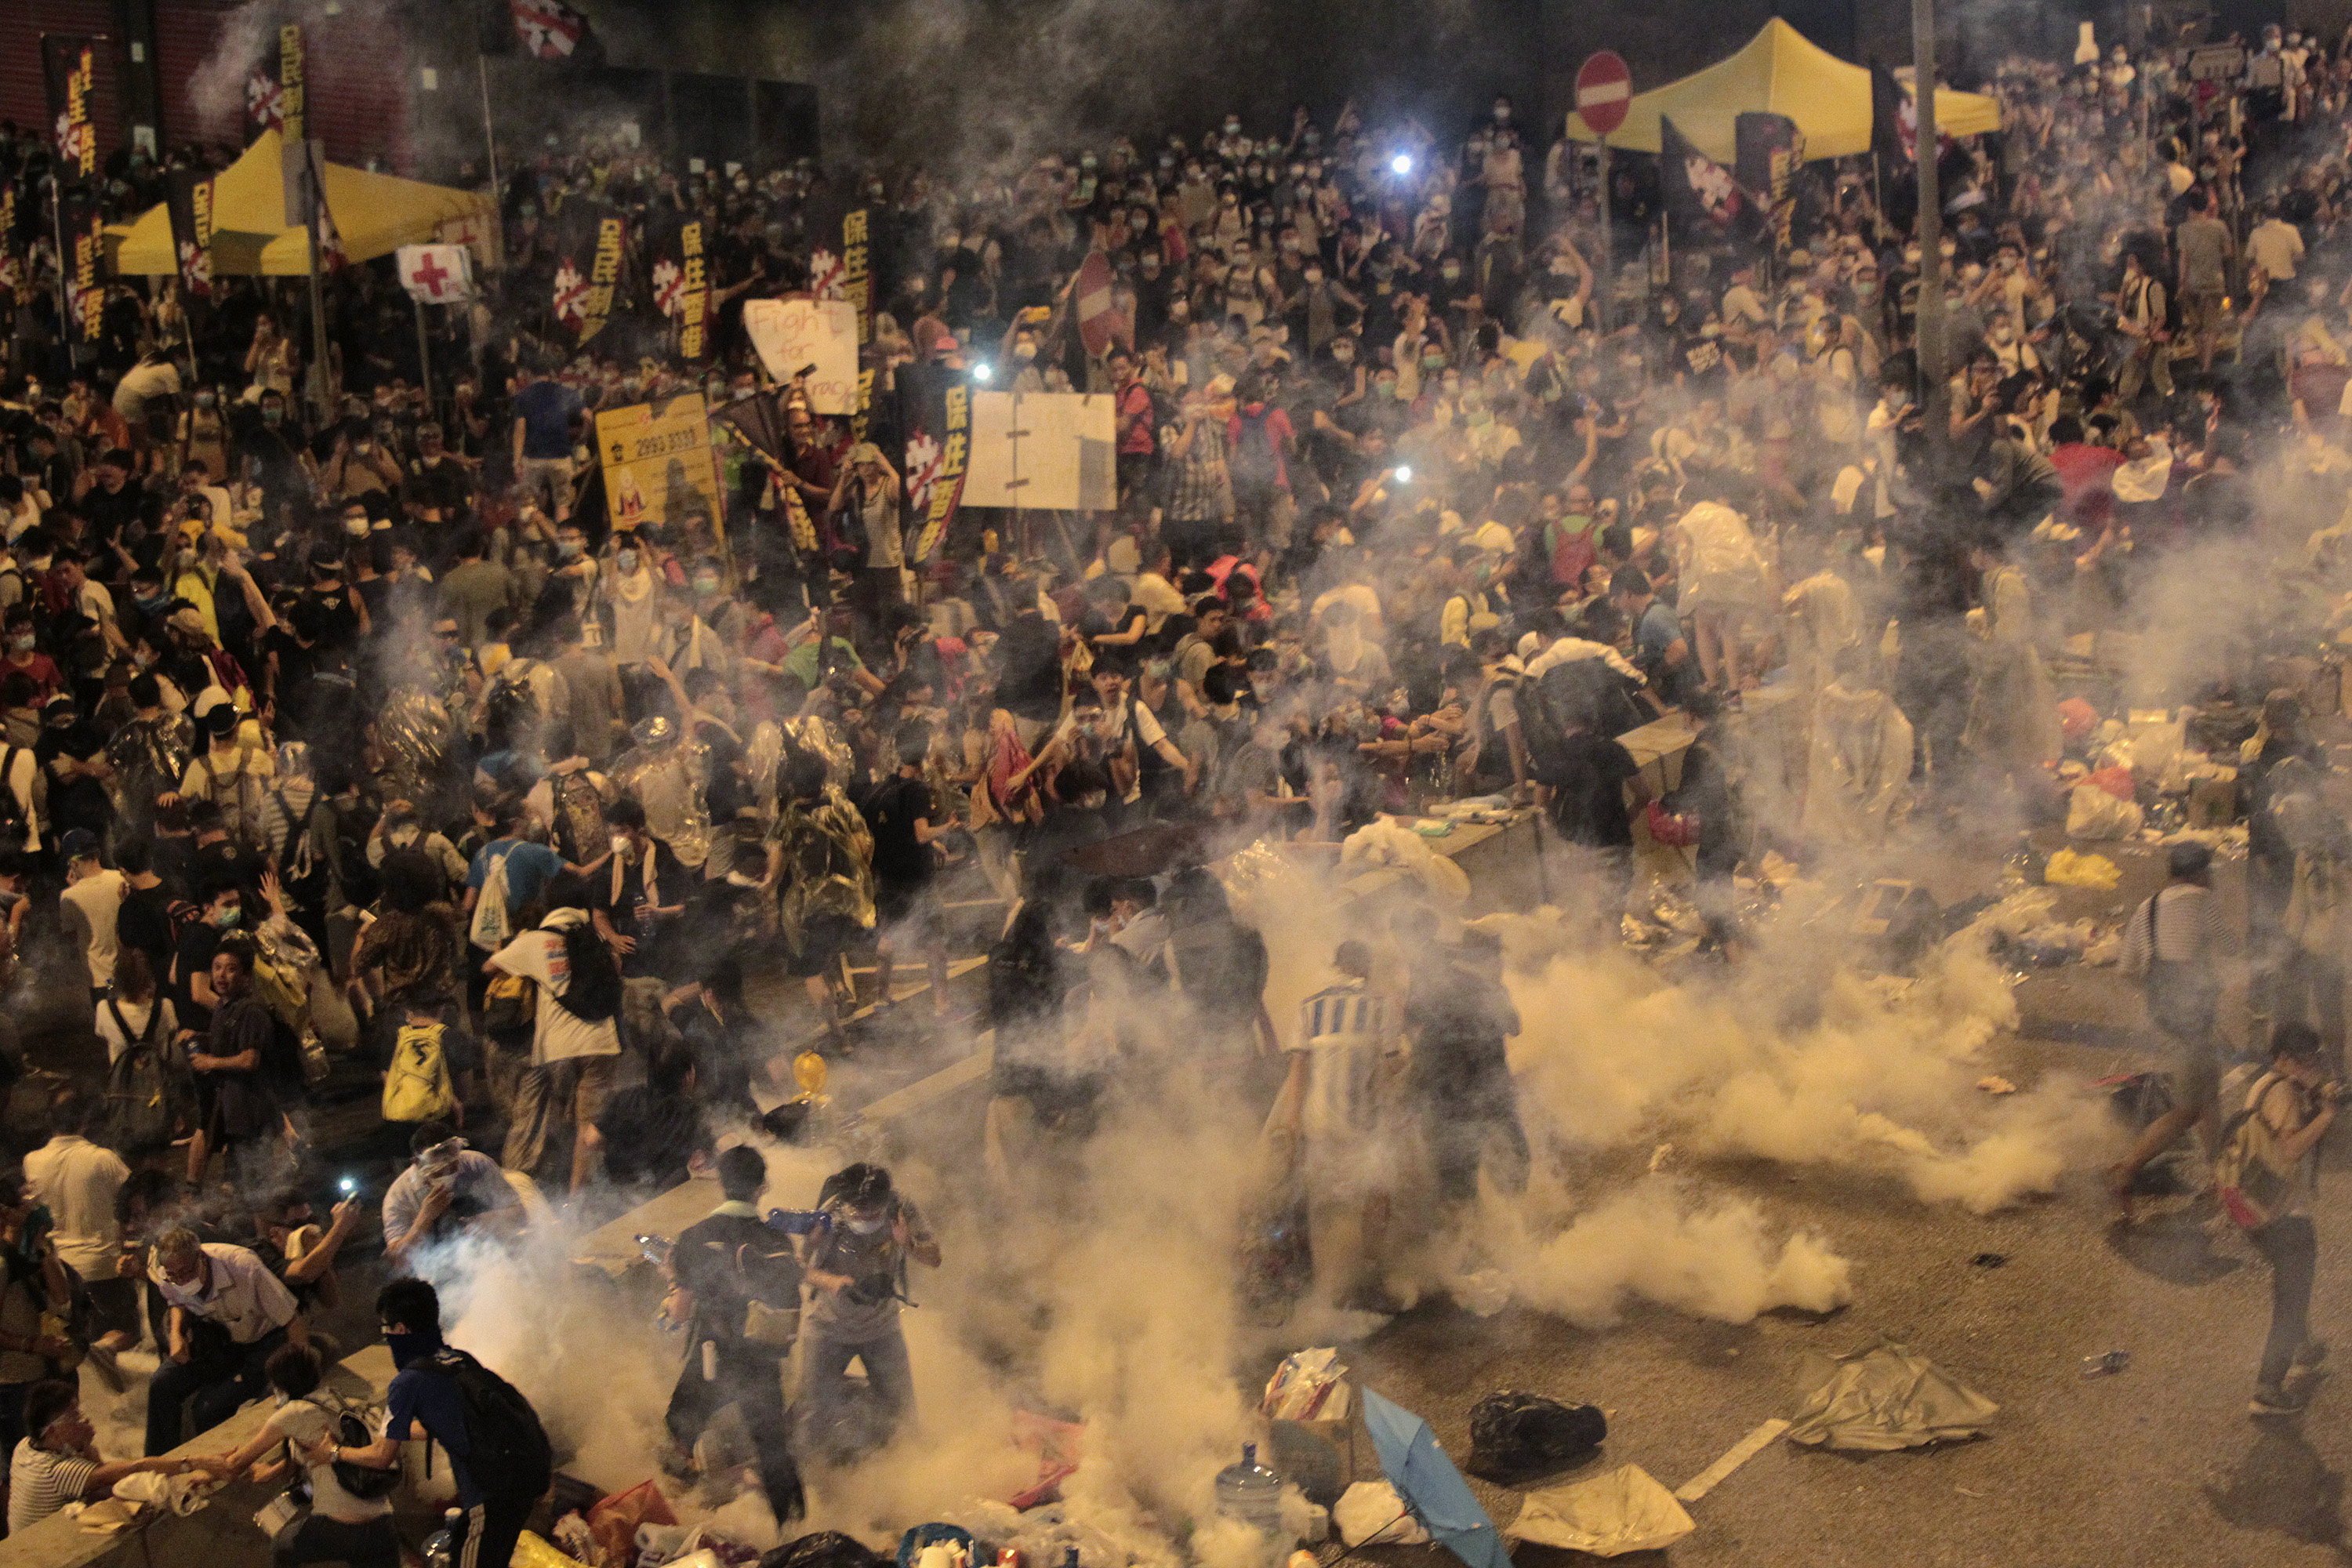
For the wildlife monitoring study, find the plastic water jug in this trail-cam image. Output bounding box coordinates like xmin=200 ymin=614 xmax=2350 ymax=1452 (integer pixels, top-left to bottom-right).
xmin=422 ymin=1508 xmax=463 ymax=1568
xmin=1215 ymin=1443 xmax=1286 ymax=1537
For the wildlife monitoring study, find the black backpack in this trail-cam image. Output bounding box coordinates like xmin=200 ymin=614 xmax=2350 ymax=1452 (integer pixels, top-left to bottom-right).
xmin=304 ymin=1399 xmax=401 ymax=1501
xmin=101 ymin=1001 xmax=176 ymax=1151
xmin=549 ymin=917 xmax=620 ymax=1025
xmin=423 ymin=1348 xmax=553 ymax=1501
xmin=0 ymin=746 xmax=28 ymax=843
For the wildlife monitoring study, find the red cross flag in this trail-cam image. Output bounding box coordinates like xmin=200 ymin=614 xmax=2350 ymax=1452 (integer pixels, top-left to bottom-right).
xmin=511 ymin=0 xmax=590 ymax=60
xmin=397 ymin=243 xmax=475 ymax=304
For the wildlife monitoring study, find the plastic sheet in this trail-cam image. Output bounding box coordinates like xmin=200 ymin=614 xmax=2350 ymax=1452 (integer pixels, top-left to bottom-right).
xmin=1508 ymin=1465 xmax=1694 ymax=1557
xmin=1784 ymin=1336 xmax=1999 ymax=1450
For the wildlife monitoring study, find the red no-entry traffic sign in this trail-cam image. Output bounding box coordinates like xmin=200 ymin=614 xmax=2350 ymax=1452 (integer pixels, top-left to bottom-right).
xmin=1576 ymin=50 xmax=1632 ymax=137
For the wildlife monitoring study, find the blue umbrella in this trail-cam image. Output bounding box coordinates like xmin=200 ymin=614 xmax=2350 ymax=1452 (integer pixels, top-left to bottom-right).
xmin=1361 ymin=1386 xmax=1515 ymax=1568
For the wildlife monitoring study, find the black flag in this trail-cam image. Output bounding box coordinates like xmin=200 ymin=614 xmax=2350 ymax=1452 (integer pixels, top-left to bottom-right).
xmin=1734 ymin=114 xmax=1804 ymax=250
xmin=1661 ymin=115 xmax=1760 ymax=249
xmin=647 ymin=208 xmax=713 ymax=365
xmin=547 ymin=197 xmax=626 ymax=345
xmin=164 ymin=169 xmax=216 ymax=303
xmin=59 ymin=194 xmax=105 ymax=344
xmin=42 ymin=35 xmax=100 ymax=182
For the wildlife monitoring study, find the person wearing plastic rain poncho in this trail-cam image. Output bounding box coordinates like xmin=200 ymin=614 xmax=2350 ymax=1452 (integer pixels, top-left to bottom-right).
xmin=1961 ymin=532 xmax=2060 ymax=795
xmin=1668 ymin=491 xmax=1772 ymax=694
xmin=1799 ymin=645 xmax=1915 ymax=847
xmin=608 ymin=714 xmax=712 ymax=872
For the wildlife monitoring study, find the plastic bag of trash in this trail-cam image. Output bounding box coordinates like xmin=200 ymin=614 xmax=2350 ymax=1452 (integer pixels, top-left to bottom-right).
xmin=762 ymin=1534 xmax=892 ymax=1568
xmin=513 ymin=1535 xmax=594 ymax=1568
xmin=591 ymin=1483 xmax=677 ymax=1568
xmin=2043 ymin=848 xmax=2122 ymax=888
xmin=1450 ymin=1269 xmax=1510 ymax=1317
xmin=1508 ymin=1465 xmax=1694 ymax=1557
xmin=1784 ymin=1336 xmax=1999 ymax=1450
xmin=1465 ymin=1392 xmax=1607 ymax=1485
xmin=2063 ymin=785 xmax=2143 ymax=840
xmin=1334 ymin=1480 xmax=1430 ymax=1547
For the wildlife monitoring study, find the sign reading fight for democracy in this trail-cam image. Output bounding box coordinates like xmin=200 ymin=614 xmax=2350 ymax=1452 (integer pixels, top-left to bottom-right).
xmin=743 ymin=297 xmax=859 ymax=416
xmin=597 ymin=394 xmax=727 ymax=544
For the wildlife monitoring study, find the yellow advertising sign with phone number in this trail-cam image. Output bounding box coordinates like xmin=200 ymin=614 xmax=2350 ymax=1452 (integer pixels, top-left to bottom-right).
xmin=595 ymin=393 xmax=727 ymax=549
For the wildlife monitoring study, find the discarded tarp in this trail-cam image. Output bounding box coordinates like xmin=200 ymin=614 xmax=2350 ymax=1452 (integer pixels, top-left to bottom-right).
xmin=1784 ymin=1335 xmax=1999 ymax=1450
xmin=1509 ymin=1465 xmax=1696 ymax=1557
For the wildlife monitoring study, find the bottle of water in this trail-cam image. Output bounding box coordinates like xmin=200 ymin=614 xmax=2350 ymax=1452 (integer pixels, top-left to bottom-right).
xmin=422 ymin=1508 xmax=463 ymax=1568
xmin=1215 ymin=1443 xmax=1286 ymax=1537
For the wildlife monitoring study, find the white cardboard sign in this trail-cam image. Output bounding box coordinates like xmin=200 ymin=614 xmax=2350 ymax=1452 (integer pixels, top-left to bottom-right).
xmin=743 ymin=297 xmax=858 ymax=416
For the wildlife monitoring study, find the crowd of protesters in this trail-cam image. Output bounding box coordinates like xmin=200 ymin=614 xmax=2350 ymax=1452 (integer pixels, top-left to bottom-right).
xmin=0 ymin=11 xmax=2346 ymax=1559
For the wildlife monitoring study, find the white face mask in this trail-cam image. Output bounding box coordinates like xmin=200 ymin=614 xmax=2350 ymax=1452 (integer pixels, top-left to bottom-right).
xmin=847 ymin=1216 xmax=887 ymax=1236
xmin=610 ymin=832 xmax=632 ymax=857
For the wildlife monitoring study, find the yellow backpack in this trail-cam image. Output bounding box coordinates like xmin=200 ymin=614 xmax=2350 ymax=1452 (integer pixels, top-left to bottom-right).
xmin=382 ymin=1022 xmax=456 ymax=1125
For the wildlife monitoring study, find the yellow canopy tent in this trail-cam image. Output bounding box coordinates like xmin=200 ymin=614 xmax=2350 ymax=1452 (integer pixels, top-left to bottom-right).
xmin=1563 ymin=20 xmax=2000 ymax=163
xmin=107 ymin=128 xmax=489 ymax=277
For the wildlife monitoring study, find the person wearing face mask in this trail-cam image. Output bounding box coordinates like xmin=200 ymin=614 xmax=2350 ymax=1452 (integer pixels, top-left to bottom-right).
xmin=180 ymin=699 xmax=274 ymax=850
xmin=192 ymin=1342 xmax=396 ymax=1568
xmin=321 ymin=1278 xmax=550 ymax=1568
xmin=799 ymin=1162 xmax=939 ymax=1461
xmin=1283 ymin=258 xmax=1362 ymax=358
xmin=488 ymin=872 xmax=622 ymax=1195
xmin=826 ymin=443 xmax=906 ymax=660
xmin=379 ymin=1125 xmax=521 ymax=1271
xmin=591 ymin=796 xmax=691 ymax=986
xmin=178 ymin=390 xmax=232 ymax=483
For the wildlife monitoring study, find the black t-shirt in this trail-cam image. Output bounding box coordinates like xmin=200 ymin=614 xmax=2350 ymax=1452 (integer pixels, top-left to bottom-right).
xmin=1405 ymin=962 xmax=1519 ymax=1103
xmin=78 ymin=483 xmax=151 ymax=547
xmin=593 ymin=837 xmax=691 ymax=977
xmin=299 ymin=583 xmax=364 ymax=655
xmin=862 ymin=774 xmax=934 ymax=889
xmin=173 ymin=920 xmax=227 ymax=1031
xmin=1544 ymin=731 xmax=1639 ymax=848
xmin=118 ymin=884 xmax=176 ymax=982
xmin=595 ymin=1088 xmax=711 ymax=1192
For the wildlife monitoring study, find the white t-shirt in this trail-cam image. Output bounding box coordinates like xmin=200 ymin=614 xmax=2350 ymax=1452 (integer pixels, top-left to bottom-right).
xmin=61 ymin=869 xmax=125 ymax=988
xmin=24 ymin=1135 xmax=128 ymax=1279
xmin=262 ymin=1400 xmax=394 ymax=1523
xmin=489 ymin=909 xmax=622 ymax=1065
xmin=95 ymin=996 xmax=177 ymax=1065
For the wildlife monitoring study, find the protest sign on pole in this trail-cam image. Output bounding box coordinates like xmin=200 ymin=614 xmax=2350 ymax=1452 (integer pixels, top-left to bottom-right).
xmin=743 ymin=297 xmax=859 ymax=415
xmin=597 ymin=394 xmax=727 ymax=547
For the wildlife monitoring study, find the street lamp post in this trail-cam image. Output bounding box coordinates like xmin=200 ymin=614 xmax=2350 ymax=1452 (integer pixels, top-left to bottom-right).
xmin=1913 ymin=0 xmax=1945 ymax=474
